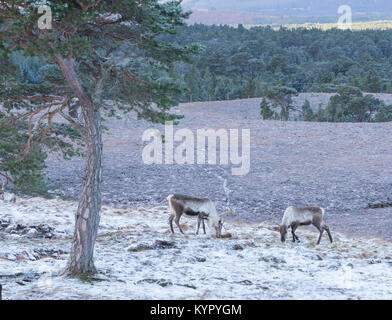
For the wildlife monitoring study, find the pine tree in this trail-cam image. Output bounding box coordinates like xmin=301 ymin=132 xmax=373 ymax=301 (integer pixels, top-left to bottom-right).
xmin=185 ymin=65 xmax=201 ymax=102
xmin=265 ymin=85 xmax=298 ymax=121
xmin=245 ymin=78 xmax=257 ymax=98
xmin=260 ymin=98 xmax=274 ymax=120
xmin=202 ymin=67 xmax=215 ymax=101
xmin=302 ymin=99 xmax=315 ymax=121
xmin=0 ymin=0 xmax=199 ymax=276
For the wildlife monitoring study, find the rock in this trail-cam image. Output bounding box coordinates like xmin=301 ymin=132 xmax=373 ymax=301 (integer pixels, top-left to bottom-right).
xmin=36 ymin=248 xmax=67 ymax=258
xmin=36 ymin=224 xmax=53 ymax=234
xmin=4 ymin=253 xmax=17 ymax=261
xmin=259 ymin=256 xmax=286 ymax=264
xmin=137 ymin=279 xmax=173 ymax=287
xmin=128 ymin=243 xmax=154 ymax=252
xmin=21 ymin=250 xmax=40 ymax=261
xmin=271 ymin=257 xmax=286 ymax=264
xmin=180 ymin=284 xmax=197 ymax=289
xmin=15 ymin=224 xmax=26 ymax=231
xmin=368 ymin=259 xmax=382 ymax=264
xmin=233 ymin=244 xmax=244 ymax=250
xmin=0 ymin=219 xmax=10 ymax=228
xmin=154 ymin=240 xmax=176 ymax=249
xmin=44 ymin=232 xmax=54 ymax=239
xmin=4 ymin=226 xmax=13 ymax=233
xmin=26 ymin=229 xmax=38 ymax=238
xmin=128 ymin=240 xmax=176 ymax=252
xmin=238 ymin=280 xmax=253 ymax=286
xmin=221 ymin=232 xmax=233 ymax=239
xmin=327 ymin=262 xmax=342 ymax=270
xmin=259 ymin=256 xmax=270 ymax=263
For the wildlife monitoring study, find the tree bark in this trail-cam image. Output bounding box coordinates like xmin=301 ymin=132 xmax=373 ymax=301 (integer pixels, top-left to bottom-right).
xmin=55 ymin=54 xmax=103 ymax=275
xmin=66 ymin=103 xmax=102 ymax=275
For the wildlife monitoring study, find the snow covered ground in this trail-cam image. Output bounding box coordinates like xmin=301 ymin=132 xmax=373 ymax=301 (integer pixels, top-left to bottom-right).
xmin=1 ymin=197 xmax=392 ymax=300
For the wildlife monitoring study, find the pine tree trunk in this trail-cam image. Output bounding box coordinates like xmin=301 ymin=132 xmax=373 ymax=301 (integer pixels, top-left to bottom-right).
xmin=54 ymin=54 xmax=103 ymax=275
xmin=66 ymin=103 xmax=102 ymax=275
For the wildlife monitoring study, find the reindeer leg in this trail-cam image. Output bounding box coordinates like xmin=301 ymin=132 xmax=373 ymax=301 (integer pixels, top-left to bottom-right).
xmin=196 ymin=215 xmax=201 ymax=235
xmin=202 ymin=219 xmax=206 ymax=234
xmin=324 ymin=225 xmax=333 ymax=243
xmin=169 ymin=214 xmax=175 ymax=234
xmin=317 ymin=230 xmax=324 ymax=245
xmin=291 ymin=223 xmax=299 ymax=242
xmin=175 ymin=215 xmax=184 ymax=234
xmin=168 ymin=199 xmax=179 ymax=234
xmin=315 ymin=225 xmax=324 ymax=245
xmin=293 ymin=225 xmax=300 ymax=242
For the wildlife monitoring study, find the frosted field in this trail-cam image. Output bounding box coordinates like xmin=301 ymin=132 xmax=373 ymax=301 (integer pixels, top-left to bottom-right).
xmin=1 ymin=197 xmax=392 ymax=300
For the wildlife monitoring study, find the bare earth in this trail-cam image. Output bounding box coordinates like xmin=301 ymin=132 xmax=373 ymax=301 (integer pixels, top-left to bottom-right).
xmin=45 ymin=94 xmax=392 ymax=241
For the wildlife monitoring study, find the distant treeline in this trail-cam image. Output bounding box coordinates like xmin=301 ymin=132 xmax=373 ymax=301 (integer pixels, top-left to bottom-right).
xmin=184 ymin=0 xmax=392 ymax=16
xmin=166 ymin=24 xmax=392 ymax=102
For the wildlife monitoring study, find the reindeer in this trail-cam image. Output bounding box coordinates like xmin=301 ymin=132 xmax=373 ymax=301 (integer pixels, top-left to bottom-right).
xmin=279 ymin=206 xmax=333 ymax=245
xmin=0 ymin=182 xmax=16 ymax=203
xmin=168 ymin=194 xmax=224 ymax=238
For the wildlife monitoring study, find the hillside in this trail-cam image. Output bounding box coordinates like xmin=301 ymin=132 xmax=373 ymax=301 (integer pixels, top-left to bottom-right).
xmin=43 ymin=94 xmax=392 ymax=241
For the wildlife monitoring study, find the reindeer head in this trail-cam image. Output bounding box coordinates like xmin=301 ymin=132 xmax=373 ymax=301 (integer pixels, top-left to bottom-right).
xmin=279 ymin=225 xmax=288 ymax=242
xmin=215 ymin=207 xmax=233 ymax=238
xmin=214 ymin=219 xmax=223 ymax=238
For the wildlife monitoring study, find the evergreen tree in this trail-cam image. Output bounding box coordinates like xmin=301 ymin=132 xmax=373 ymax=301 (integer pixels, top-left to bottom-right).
xmin=202 ymin=67 xmax=215 ymax=101
xmin=260 ymin=98 xmax=274 ymax=120
xmin=367 ymin=72 xmax=382 ymax=93
xmin=0 ymin=0 xmax=199 ymax=276
xmin=169 ymin=25 xmax=392 ymax=102
xmin=325 ymin=86 xmax=387 ymax=122
xmin=266 ymin=85 xmax=298 ymax=121
xmin=244 ymin=78 xmax=257 ymax=98
xmin=184 ymin=65 xmax=201 ymax=102
xmin=376 ymin=104 xmax=392 ymax=122
xmin=302 ymin=99 xmax=315 ymax=121
xmin=317 ymin=103 xmax=327 ymax=122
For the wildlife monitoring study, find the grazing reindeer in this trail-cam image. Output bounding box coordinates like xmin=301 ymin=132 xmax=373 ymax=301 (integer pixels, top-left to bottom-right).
xmin=279 ymin=206 xmax=333 ymax=245
xmin=0 ymin=182 xmax=16 ymax=203
xmin=168 ymin=194 xmax=224 ymax=238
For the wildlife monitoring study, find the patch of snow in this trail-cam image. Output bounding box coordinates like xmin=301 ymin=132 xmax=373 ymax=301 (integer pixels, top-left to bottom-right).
xmin=1 ymin=197 xmax=392 ymax=299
